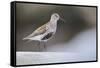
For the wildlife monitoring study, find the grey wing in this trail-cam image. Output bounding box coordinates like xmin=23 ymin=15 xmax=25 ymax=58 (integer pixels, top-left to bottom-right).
xmin=23 ymin=23 xmax=47 ymax=40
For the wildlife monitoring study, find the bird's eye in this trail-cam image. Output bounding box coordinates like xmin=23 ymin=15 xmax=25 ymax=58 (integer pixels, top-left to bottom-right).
xmin=55 ymin=15 xmax=58 ymax=18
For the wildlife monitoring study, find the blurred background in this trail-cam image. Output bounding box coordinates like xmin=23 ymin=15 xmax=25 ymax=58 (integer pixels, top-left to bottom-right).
xmin=16 ymin=3 xmax=96 ymax=52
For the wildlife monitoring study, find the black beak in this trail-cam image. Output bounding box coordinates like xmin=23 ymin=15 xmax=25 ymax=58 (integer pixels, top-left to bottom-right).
xmin=60 ymin=17 xmax=65 ymax=22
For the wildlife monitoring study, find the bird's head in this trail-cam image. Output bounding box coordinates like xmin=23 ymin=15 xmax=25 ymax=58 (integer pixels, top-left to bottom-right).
xmin=51 ymin=13 xmax=60 ymax=21
xmin=50 ymin=13 xmax=65 ymax=22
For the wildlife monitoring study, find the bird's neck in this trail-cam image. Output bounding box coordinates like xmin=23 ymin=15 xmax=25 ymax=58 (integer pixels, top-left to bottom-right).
xmin=49 ymin=19 xmax=58 ymax=24
xmin=48 ymin=19 xmax=58 ymax=31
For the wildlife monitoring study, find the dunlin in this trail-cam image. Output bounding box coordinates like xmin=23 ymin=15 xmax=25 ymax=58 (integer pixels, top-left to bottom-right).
xmin=23 ymin=13 xmax=65 ymax=51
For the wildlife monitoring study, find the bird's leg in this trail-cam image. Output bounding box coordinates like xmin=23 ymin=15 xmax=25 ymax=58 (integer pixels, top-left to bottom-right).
xmin=43 ymin=42 xmax=47 ymax=52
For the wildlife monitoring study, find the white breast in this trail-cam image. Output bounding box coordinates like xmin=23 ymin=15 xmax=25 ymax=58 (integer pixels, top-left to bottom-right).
xmin=47 ymin=21 xmax=57 ymax=33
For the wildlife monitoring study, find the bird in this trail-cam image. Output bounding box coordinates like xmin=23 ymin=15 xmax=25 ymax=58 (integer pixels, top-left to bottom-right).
xmin=23 ymin=13 xmax=65 ymax=51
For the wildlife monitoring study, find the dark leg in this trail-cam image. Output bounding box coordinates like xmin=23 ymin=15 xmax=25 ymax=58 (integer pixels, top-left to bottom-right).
xmin=44 ymin=42 xmax=47 ymax=51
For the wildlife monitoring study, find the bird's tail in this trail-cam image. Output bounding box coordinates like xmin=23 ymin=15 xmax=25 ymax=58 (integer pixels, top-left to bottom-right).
xmin=23 ymin=33 xmax=33 ymax=40
xmin=23 ymin=37 xmax=32 ymax=43
xmin=22 ymin=37 xmax=28 ymax=40
xmin=23 ymin=35 xmax=30 ymax=40
xmin=23 ymin=37 xmax=28 ymax=40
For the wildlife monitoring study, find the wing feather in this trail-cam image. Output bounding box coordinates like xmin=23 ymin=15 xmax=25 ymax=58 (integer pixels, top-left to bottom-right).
xmin=23 ymin=23 xmax=47 ymax=40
